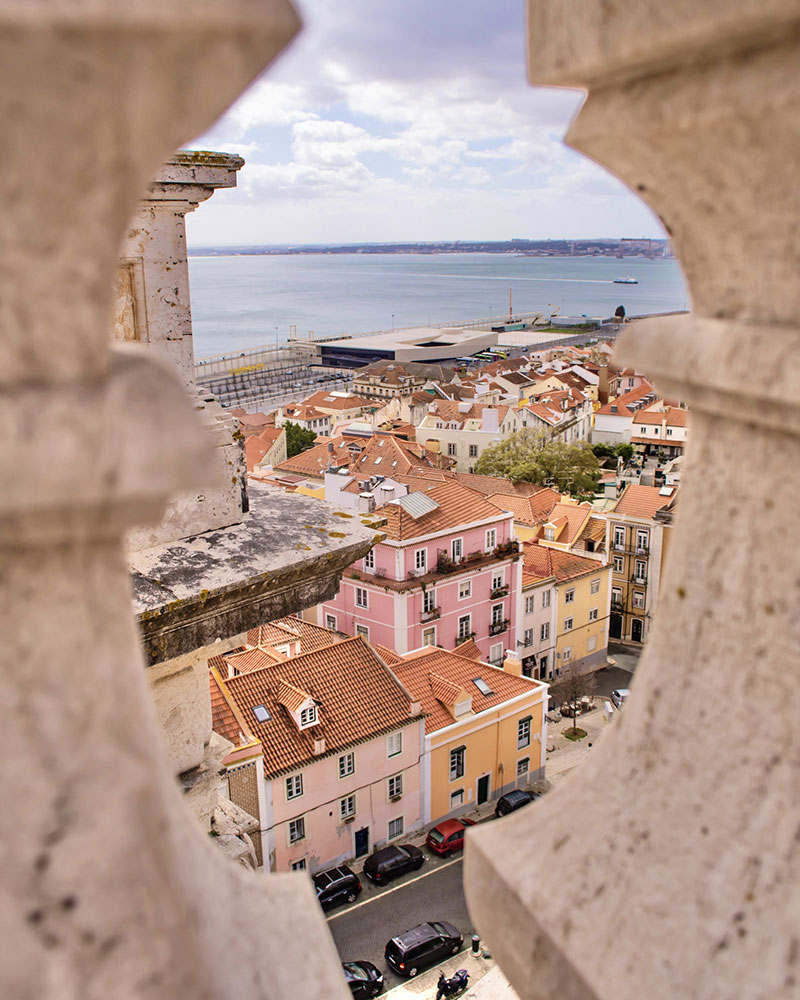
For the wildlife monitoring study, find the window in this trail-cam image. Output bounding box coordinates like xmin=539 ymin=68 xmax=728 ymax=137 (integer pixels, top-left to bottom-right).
xmin=449 ymin=746 xmax=465 ymax=781
xmin=288 ymin=817 xmax=305 ymax=844
xmin=469 ymin=444 xmax=478 ymax=458
xmin=540 ymin=622 xmax=550 ymax=641
xmin=612 ymin=587 xmax=622 ymax=603
xmin=564 ymin=617 xmax=573 ymax=631
xmin=286 ymin=774 xmax=303 ymax=800
xmin=300 ymin=705 xmax=317 ymax=727
xmin=325 ymin=614 xmax=337 ymax=631
xmin=587 ymin=635 xmax=597 ymax=652
xmin=590 ymin=578 xmax=600 ymax=594
xmin=447 ymin=442 xmax=457 ymax=457
xmin=491 ymin=571 xmax=504 ymax=591
xmin=388 ymin=773 xmax=403 ymax=798
xmin=339 ymin=794 xmax=356 ymax=820
xmin=492 ymin=604 xmax=504 ymax=625
xmin=458 ymin=579 xmax=471 ymax=600
xmin=458 ymin=614 xmax=471 ymax=639
xmin=633 ymin=590 xmax=645 ymax=609
xmin=355 ymin=587 xmax=368 ymax=608
xmin=637 ymin=530 xmax=649 ymax=551
xmin=524 ymin=595 xmax=535 ymax=615
xmin=542 ymin=590 xmax=551 ymax=609
xmin=290 ymin=858 xmax=307 ymax=871
xmin=415 ymin=548 xmax=427 ymax=573
xmin=562 ymin=647 xmax=572 ymax=662
xmin=423 ymin=587 xmax=436 ymax=613
xmin=485 ymin=528 xmax=496 ymax=551
xmin=517 ymin=757 xmax=530 ymax=777
xmin=388 ymin=817 xmax=404 ymax=840
xmin=589 ymin=607 xmax=599 ymax=621
xmin=614 ymin=526 xmax=625 ymax=549
xmin=489 ymin=642 xmax=503 ymax=665
xmin=635 ymin=560 xmax=647 ymax=581
xmin=364 ymin=549 xmax=375 ymax=571
xmin=338 ymin=752 xmax=355 ymax=778
xmin=252 ymin=704 xmax=270 ymax=723
xmin=387 ymin=731 xmax=402 ymax=758
xmin=452 ymin=538 xmax=463 ymax=561
xmin=524 ymin=627 xmax=534 ymax=646
xmin=450 ymin=788 xmax=464 ymax=809
xmin=544 ymin=527 xmax=555 ymax=541
xmin=355 ymin=624 xmax=369 ymax=640
xmin=517 ymin=716 xmax=532 ymax=749
xmin=565 ymin=588 xmax=575 ymax=604
xmin=613 ymin=555 xmax=624 ymax=573
xmin=422 ymin=626 xmax=436 ymax=646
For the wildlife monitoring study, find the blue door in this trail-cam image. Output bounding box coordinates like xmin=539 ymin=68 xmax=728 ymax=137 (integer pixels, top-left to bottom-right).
xmin=355 ymin=826 xmax=369 ymax=858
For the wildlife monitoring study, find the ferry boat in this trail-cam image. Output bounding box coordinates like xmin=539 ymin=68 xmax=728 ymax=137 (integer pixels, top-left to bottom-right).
xmin=613 ymin=275 xmax=638 ymax=284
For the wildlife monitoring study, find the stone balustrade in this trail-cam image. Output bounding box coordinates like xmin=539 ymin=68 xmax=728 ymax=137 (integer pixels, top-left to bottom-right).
xmin=465 ymin=4 xmax=800 ymax=1000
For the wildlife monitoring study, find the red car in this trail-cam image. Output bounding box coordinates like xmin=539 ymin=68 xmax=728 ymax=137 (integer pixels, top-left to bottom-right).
xmin=425 ymin=818 xmax=477 ymax=857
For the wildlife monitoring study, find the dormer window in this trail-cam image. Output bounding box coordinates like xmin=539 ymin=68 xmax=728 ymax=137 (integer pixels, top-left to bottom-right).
xmin=300 ymin=705 xmax=317 ymax=727
xmin=544 ymin=526 xmax=555 ymax=541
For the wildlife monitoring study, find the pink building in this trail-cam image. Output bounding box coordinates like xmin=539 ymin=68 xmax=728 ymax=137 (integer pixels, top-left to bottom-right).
xmin=210 ymin=631 xmax=425 ymax=873
xmin=322 ymin=480 xmax=521 ymax=666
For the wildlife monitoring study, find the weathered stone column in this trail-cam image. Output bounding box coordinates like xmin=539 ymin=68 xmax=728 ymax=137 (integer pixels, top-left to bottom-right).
xmin=1 ymin=2 xmax=348 ymax=998
xmin=466 ymin=4 xmax=800 ymax=1000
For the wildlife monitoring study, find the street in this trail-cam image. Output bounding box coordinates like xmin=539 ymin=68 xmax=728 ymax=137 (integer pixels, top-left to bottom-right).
xmin=327 ymin=857 xmax=475 ymax=991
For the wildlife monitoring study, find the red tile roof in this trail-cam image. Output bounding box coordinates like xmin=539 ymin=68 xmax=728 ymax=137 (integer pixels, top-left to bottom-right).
xmin=522 ymin=540 xmax=605 ymax=586
xmin=209 ymin=672 xmax=245 ymax=746
xmin=393 ymin=647 xmax=544 ymax=734
xmin=378 ymin=479 xmax=509 ymax=541
xmin=612 ymin=484 xmax=676 ymax=519
xmin=540 ymin=501 xmax=594 ymax=544
xmin=303 ymin=390 xmax=373 ymax=411
xmin=484 ymin=489 xmax=563 ymax=526
xmin=447 ymin=638 xmax=483 ymax=660
xmin=595 ymin=381 xmax=655 ymax=416
xmin=217 ymin=637 xmax=419 ymax=777
xmin=247 ymin=621 xmax=300 ymax=647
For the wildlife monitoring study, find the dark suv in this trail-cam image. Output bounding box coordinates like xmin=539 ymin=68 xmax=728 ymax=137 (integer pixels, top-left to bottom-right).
xmin=363 ymin=844 xmax=424 ymax=885
xmin=313 ymin=865 xmax=362 ymax=910
xmin=494 ymin=789 xmax=538 ymax=818
xmin=385 ymin=921 xmax=462 ymax=978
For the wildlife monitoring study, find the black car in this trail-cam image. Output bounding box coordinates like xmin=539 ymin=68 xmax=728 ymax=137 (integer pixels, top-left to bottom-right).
xmin=385 ymin=921 xmax=463 ymax=978
xmin=362 ymin=844 xmax=424 ymax=885
xmin=313 ymin=865 xmax=362 ymax=910
xmin=494 ymin=788 xmax=538 ymax=817
xmin=342 ymin=960 xmax=384 ymax=998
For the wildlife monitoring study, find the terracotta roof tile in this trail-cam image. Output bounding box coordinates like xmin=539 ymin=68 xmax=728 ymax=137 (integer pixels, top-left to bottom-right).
xmin=209 ymin=672 xmax=245 ymax=747
xmin=447 ymin=638 xmax=483 ymax=660
xmin=484 ymin=489 xmax=563 ymax=526
xmin=612 ymin=484 xmax=676 ymax=519
xmin=218 ymin=637 xmax=419 ymax=777
xmin=247 ymin=621 xmax=301 ymax=647
xmin=303 ymin=390 xmax=373 ymax=411
xmin=429 ymin=673 xmax=465 ymax=705
xmin=379 ymin=479 xmax=509 ymax=541
xmin=596 ymin=381 xmax=656 ymax=416
xmin=522 ymin=540 xmax=604 ymax=584
xmin=373 ymin=643 xmax=404 ymax=666
xmin=393 ymin=648 xmax=544 ymax=734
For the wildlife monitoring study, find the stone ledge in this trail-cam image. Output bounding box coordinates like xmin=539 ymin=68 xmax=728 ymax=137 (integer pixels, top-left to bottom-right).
xmin=131 ymin=485 xmax=378 ymax=665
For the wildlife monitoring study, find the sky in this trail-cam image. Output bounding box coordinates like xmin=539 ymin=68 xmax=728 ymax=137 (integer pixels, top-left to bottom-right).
xmin=185 ymin=0 xmax=664 ymax=247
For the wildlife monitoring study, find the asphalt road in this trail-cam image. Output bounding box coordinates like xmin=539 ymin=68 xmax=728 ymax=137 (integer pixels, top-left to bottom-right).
xmin=327 ymin=857 xmax=475 ymax=991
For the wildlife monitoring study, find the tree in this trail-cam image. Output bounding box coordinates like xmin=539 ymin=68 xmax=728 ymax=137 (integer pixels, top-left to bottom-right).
xmin=550 ymin=661 xmax=598 ymax=736
xmin=614 ymin=304 xmax=626 ymax=322
xmin=613 ymin=442 xmax=633 ymax=462
xmin=284 ymin=420 xmax=317 ymax=458
xmin=473 ymin=428 xmax=601 ymax=494
xmin=592 ymin=442 xmax=614 ymax=459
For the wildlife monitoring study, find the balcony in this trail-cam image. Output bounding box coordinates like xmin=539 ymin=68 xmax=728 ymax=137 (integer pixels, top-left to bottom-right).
xmin=489 ymin=619 xmax=510 ymax=636
xmin=493 ymin=539 xmax=521 ymax=558
xmin=454 ymin=632 xmax=476 ymax=646
xmin=631 ymin=574 xmax=647 ymax=585
xmin=490 ymin=585 xmax=509 ymax=599
xmin=420 ymin=607 xmax=441 ymax=623
xmin=611 ymin=600 xmax=624 ymax=611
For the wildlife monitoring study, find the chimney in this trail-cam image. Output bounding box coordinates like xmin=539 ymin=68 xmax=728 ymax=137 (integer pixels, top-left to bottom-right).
xmin=502 ymin=654 xmax=523 ymax=676
xmin=312 ymin=737 xmax=326 ymax=756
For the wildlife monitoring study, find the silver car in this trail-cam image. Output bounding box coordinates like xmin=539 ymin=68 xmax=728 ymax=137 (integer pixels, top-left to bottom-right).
xmin=611 ymin=688 xmax=630 ymax=708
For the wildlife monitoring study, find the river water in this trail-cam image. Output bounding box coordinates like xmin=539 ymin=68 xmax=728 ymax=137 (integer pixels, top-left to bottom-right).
xmin=187 ymin=252 xmax=689 ymax=359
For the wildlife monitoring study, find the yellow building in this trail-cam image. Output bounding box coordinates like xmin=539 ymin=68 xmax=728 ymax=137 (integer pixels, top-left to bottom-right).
xmin=535 ymin=499 xmax=608 ymax=562
xmin=522 ymin=541 xmax=612 ymax=676
xmin=393 ymin=646 xmax=547 ymax=823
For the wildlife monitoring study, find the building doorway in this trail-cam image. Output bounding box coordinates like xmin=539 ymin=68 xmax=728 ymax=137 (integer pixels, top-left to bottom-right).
xmin=354 ymin=826 xmax=370 ymax=858
xmin=477 ymin=774 xmax=490 ymax=805
xmin=631 ymin=618 xmax=643 ymax=643
xmin=610 ymin=612 xmax=622 ymax=639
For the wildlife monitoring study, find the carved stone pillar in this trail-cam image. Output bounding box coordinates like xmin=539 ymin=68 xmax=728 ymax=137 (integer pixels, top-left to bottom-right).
xmin=0 ymin=2 xmax=350 ymax=998
xmin=466 ymin=5 xmax=800 ymax=1000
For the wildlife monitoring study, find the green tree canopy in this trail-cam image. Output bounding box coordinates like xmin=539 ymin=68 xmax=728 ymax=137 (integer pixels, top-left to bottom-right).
xmin=473 ymin=428 xmax=601 ymax=494
xmin=284 ymin=420 xmax=318 ymax=458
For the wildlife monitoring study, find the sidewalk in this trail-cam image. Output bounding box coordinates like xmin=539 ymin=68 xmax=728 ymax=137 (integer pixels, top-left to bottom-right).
xmin=383 ymin=948 xmax=519 ymax=999
xmin=545 ymin=696 xmax=617 ymax=788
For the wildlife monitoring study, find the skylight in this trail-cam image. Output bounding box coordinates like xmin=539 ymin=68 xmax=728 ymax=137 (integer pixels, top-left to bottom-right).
xmin=252 ymin=704 xmax=271 ymax=723
xmin=473 ymin=678 xmax=494 ymax=696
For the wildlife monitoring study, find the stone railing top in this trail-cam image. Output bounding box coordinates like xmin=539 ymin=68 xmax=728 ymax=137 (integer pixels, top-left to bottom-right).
xmin=131 ymin=485 xmax=382 ymax=665
xmin=151 ymin=151 xmax=246 ymax=195
xmin=527 ymin=0 xmax=800 ymax=86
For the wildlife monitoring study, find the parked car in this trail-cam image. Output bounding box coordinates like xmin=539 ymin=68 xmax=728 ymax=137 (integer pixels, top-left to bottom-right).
xmin=363 ymin=844 xmax=424 ymax=885
xmin=494 ymin=789 xmax=538 ymax=818
xmin=313 ymin=865 xmax=362 ymax=911
xmin=342 ymin=960 xmax=384 ymax=998
xmin=611 ymin=688 xmax=631 ymax=708
xmin=425 ymin=818 xmax=477 ymax=857
xmin=385 ymin=921 xmax=463 ymax=978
